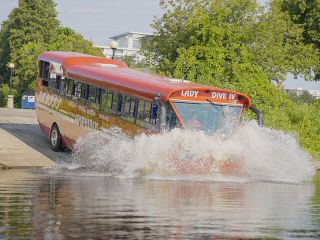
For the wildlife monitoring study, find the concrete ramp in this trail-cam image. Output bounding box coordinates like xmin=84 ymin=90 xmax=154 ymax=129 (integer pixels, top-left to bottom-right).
xmin=0 ymin=108 xmax=67 ymax=168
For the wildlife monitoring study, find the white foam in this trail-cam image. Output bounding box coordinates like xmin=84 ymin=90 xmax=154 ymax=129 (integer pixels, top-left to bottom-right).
xmin=60 ymin=121 xmax=315 ymax=183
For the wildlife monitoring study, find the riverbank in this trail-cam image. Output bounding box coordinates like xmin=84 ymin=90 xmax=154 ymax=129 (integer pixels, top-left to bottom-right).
xmin=0 ymin=108 xmax=66 ymax=168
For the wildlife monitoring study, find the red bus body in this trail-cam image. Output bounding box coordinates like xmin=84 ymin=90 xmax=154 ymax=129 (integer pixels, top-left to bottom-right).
xmin=35 ymin=51 xmax=258 ymax=175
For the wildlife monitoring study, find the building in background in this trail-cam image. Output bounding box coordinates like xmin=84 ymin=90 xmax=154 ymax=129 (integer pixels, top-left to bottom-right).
xmin=95 ymin=32 xmax=153 ymax=59
xmin=286 ymin=88 xmax=320 ymax=99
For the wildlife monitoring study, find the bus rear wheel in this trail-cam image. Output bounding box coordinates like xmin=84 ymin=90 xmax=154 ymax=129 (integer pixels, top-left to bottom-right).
xmin=50 ymin=124 xmax=62 ymax=152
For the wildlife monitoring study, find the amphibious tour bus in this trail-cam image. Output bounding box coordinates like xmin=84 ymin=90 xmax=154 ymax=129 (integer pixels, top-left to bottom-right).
xmin=35 ymin=51 xmax=263 ymax=152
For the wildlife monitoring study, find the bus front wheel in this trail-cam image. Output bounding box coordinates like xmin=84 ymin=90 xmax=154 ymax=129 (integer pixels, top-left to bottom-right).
xmin=50 ymin=124 xmax=62 ymax=152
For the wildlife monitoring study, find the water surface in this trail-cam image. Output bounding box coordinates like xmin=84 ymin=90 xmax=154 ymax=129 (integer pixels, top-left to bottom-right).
xmin=0 ymin=169 xmax=319 ymax=239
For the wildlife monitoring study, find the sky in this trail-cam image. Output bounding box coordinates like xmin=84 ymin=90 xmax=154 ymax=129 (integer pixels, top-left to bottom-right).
xmin=1 ymin=0 xmax=320 ymax=90
xmin=0 ymin=0 xmax=162 ymax=45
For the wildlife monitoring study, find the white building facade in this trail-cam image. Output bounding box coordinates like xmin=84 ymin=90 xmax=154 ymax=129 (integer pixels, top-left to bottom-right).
xmin=95 ymin=32 xmax=153 ymax=59
xmin=286 ymin=88 xmax=320 ymax=99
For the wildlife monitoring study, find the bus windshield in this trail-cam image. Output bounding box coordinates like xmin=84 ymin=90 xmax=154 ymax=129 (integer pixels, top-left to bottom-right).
xmin=172 ymin=101 xmax=242 ymax=135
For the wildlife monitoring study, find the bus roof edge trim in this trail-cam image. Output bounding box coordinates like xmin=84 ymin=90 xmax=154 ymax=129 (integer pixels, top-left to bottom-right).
xmin=38 ymin=51 xmax=128 ymax=68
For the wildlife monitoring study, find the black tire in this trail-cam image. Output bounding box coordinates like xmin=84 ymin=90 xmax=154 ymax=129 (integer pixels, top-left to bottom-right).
xmin=50 ymin=124 xmax=62 ymax=152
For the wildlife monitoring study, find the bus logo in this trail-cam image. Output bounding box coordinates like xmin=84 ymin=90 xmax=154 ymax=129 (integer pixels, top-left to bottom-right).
xmin=211 ymin=92 xmax=237 ymax=101
xmin=36 ymin=91 xmax=62 ymax=110
xmin=181 ymin=90 xmax=199 ymax=98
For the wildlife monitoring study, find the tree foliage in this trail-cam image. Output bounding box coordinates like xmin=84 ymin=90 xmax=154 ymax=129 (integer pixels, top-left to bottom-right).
xmin=287 ymin=90 xmax=315 ymax=104
xmin=280 ymin=0 xmax=320 ymax=80
xmin=146 ymin=0 xmax=317 ymax=83
xmin=143 ymin=0 xmax=320 ymax=154
xmin=0 ymin=0 xmax=59 ymax=85
xmin=0 ymin=0 xmax=102 ymax=105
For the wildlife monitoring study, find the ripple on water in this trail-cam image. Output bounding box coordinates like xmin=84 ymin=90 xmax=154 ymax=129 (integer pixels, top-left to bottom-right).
xmin=0 ymin=170 xmax=319 ymax=239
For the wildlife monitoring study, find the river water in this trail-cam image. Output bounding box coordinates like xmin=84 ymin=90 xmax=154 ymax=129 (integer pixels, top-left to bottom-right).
xmin=0 ymin=169 xmax=319 ymax=239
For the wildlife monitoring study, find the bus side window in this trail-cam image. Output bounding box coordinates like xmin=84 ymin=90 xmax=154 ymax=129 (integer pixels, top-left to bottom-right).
xmin=40 ymin=61 xmax=50 ymax=79
xmin=96 ymin=88 xmax=101 ymax=104
xmin=132 ymin=98 xmax=138 ymax=118
xmin=86 ymin=85 xmax=96 ymax=103
xmin=111 ymin=92 xmax=119 ymax=112
xmin=87 ymin=85 xmax=100 ymax=111
xmin=135 ymin=100 xmax=159 ymax=128
xmin=39 ymin=61 xmax=50 ymax=87
xmin=88 ymin=85 xmax=96 ymax=102
xmin=144 ymin=101 xmax=151 ymax=123
xmin=100 ymin=90 xmax=113 ymax=113
xmin=38 ymin=61 xmax=43 ymax=77
xmin=48 ymin=73 xmax=61 ymax=94
xmin=80 ymin=83 xmax=87 ymax=100
xmin=137 ymin=100 xmax=146 ymax=120
xmin=56 ymin=76 xmax=61 ymax=91
xmin=118 ymin=94 xmax=123 ymax=113
xmin=63 ymin=78 xmax=72 ymax=97
xmin=137 ymin=100 xmax=151 ymax=123
xmin=124 ymin=96 xmax=136 ymax=117
xmin=121 ymin=95 xmax=137 ymax=122
xmin=72 ymin=81 xmax=82 ymax=100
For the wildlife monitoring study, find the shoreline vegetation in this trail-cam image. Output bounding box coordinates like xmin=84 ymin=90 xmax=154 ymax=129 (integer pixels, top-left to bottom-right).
xmin=1 ymin=0 xmax=320 ymax=160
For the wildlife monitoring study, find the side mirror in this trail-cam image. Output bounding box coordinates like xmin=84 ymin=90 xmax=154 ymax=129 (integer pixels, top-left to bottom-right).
xmin=249 ymin=105 xmax=263 ymax=127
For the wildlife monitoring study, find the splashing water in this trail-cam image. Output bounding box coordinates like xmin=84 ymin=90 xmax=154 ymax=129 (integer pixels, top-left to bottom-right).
xmin=61 ymin=121 xmax=315 ymax=183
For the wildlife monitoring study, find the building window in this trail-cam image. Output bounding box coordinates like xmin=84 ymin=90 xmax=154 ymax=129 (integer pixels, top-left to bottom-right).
xmin=118 ymin=37 xmax=128 ymax=48
xmin=133 ymin=39 xmax=141 ymax=49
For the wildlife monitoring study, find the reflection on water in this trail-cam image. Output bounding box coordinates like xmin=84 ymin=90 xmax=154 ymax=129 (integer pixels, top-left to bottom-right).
xmin=0 ymin=170 xmax=319 ymax=239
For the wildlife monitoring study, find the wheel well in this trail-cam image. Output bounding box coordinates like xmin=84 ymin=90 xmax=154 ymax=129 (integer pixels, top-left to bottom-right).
xmin=51 ymin=122 xmax=58 ymax=131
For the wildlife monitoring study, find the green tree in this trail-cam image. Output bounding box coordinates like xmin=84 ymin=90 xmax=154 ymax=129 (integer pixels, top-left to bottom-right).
xmin=119 ymin=54 xmax=148 ymax=69
xmin=11 ymin=42 xmax=46 ymax=95
xmin=0 ymin=0 xmax=102 ymax=106
xmin=287 ymin=90 xmax=315 ymax=104
xmin=145 ymin=0 xmax=317 ymax=84
xmin=0 ymin=0 xmax=59 ymax=85
xmin=280 ymin=0 xmax=320 ymax=80
xmin=47 ymin=27 xmax=103 ymax=56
